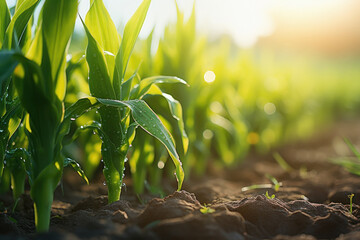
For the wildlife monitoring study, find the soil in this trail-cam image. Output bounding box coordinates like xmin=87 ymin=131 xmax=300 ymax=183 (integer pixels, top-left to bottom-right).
xmin=1 ymin=119 xmax=360 ymax=240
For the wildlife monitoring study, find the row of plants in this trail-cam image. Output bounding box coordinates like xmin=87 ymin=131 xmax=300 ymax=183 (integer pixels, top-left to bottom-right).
xmin=123 ymin=3 xmax=360 ymax=187
xmin=0 ymin=0 xmax=186 ymax=232
xmin=1 ymin=0 xmax=360 ymax=233
xmin=66 ymin=3 xmax=360 ymax=198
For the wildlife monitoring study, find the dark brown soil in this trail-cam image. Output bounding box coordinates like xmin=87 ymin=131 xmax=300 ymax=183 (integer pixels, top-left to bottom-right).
xmin=1 ymin=119 xmax=360 ymax=240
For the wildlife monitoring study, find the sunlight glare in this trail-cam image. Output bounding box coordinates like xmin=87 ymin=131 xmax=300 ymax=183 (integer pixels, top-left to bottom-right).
xmin=204 ymin=70 xmax=216 ymax=83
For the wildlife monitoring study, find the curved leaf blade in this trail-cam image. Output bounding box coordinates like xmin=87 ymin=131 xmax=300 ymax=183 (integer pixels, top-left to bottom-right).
xmin=42 ymin=0 xmax=78 ymax=101
xmin=131 ymin=75 xmax=187 ymax=99
xmin=81 ymin=18 xmax=116 ymax=99
xmin=3 ymin=0 xmax=40 ymax=49
xmin=57 ymin=97 xmax=99 ymax=145
xmin=159 ymin=93 xmax=189 ymax=154
xmin=0 ymin=0 xmax=11 ymax=48
xmin=64 ymin=158 xmax=89 ymax=184
xmin=0 ymin=50 xmax=19 ymax=93
xmin=114 ymin=0 xmax=151 ymax=97
xmin=85 ymin=0 xmax=119 ymax=80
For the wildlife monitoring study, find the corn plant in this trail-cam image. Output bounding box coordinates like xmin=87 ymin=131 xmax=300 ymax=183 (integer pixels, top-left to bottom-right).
xmin=0 ymin=0 xmax=33 ymax=186
xmin=0 ymin=0 xmax=79 ymax=232
xmin=80 ymin=0 xmax=186 ymax=203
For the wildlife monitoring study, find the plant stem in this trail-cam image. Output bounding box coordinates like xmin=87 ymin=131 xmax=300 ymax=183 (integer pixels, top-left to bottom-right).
xmin=99 ymin=106 xmax=127 ymax=203
xmin=32 ymin=180 xmax=54 ymax=232
xmin=104 ymin=164 xmax=122 ymax=203
xmin=11 ymin=170 xmax=26 ymax=200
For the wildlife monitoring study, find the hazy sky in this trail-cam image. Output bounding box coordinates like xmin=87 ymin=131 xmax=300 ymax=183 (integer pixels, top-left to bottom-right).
xmin=6 ymin=0 xmax=357 ymax=50
xmin=77 ymin=0 xmax=273 ymax=47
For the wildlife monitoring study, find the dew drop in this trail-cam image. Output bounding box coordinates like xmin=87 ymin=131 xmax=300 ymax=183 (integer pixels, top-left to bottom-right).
xmin=122 ymin=183 xmax=127 ymax=192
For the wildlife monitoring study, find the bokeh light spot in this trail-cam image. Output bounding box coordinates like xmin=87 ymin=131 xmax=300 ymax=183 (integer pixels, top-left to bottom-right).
xmin=203 ymin=129 xmax=214 ymax=140
xmin=204 ymin=70 xmax=216 ymax=83
xmin=264 ymin=102 xmax=276 ymax=115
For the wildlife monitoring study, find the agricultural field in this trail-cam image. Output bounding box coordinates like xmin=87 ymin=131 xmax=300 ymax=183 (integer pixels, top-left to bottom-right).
xmin=1 ymin=0 xmax=360 ymax=239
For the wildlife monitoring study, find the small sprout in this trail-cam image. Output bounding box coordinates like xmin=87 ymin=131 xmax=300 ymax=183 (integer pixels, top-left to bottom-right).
xmin=265 ymin=191 xmax=275 ymax=199
xmin=200 ymin=204 xmax=215 ymax=214
xmin=348 ymin=193 xmax=354 ymax=214
xmin=265 ymin=174 xmax=281 ymax=192
xmin=273 ymin=152 xmax=293 ymax=172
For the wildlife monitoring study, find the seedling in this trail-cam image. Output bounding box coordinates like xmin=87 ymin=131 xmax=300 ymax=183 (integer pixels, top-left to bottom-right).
xmin=242 ymin=174 xmax=282 ymax=192
xmin=200 ymin=204 xmax=215 ymax=214
xmin=331 ymin=138 xmax=360 ymax=176
xmin=273 ymin=152 xmax=293 ymax=172
xmin=265 ymin=174 xmax=281 ymax=192
xmin=348 ymin=193 xmax=354 ymax=214
xmin=265 ymin=191 xmax=275 ymax=199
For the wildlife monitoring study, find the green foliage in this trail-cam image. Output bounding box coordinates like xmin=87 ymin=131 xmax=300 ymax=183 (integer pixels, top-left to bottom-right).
xmin=331 ymin=139 xmax=360 ymax=176
xmin=0 ymin=0 xmax=78 ymax=232
xmin=2 ymin=0 xmax=360 ymax=234
xmin=265 ymin=191 xmax=275 ymax=199
xmin=266 ymin=174 xmax=281 ymax=192
xmin=200 ymin=204 xmax=215 ymax=214
xmin=81 ymin=0 xmax=185 ymax=203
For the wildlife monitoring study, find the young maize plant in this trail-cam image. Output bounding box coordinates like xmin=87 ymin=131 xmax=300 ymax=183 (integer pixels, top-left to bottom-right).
xmin=0 ymin=0 xmax=36 ymax=203
xmin=0 ymin=0 xmax=28 ymax=189
xmin=0 ymin=0 xmax=79 ymax=232
xmin=80 ymin=0 xmax=186 ymax=203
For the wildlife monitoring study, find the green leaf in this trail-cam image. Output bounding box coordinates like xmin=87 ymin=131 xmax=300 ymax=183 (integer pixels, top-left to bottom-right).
xmin=56 ymin=97 xmax=99 ymax=146
xmin=344 ymin=138 xmax=360 ymax=160
xmin=0 ymin=50 xmax=19 ymax=94
xmin=114 ymin=0 xmax=151 ymax=98
xmin=130 ymin=75 xmax=187 ymax=99
xmin=145 ymin=84 xmax=188 ymax=154
xmin=85 ymin=0 xmax=119 ymax=80
xmin=64 ymin=158 xmax=89 ymax=184
xmin=120 ymin=65 xmax=140 ymax=101
xmin=42 ymin=0 xmax=78 ymax=101
xmin=160 ymin=93 xmax=189 ymax=154
xmin=64 ymin=97 xmax=99 ymax=121
xmin=82 ymin=18 xmax=116 ymax=99
xmin=3 ymin=98 xmax=23 ymax=139
xmin=97 ymin=98 xmax=184 ymax=190
xmin=0 ymin=0 xmax=11 ymax=48
xmin=3 ymin=0 xmax=40 ymax=49
xmin=0 ymin=127 xmax=9 ymax=179
xmin=331 ymin=157 xmax=360 ymax=176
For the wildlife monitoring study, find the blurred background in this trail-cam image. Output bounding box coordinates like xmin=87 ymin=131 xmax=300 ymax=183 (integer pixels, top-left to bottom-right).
xmin=73 ymin=0 xmax=360 ymax=185
xmin=75 ymin=0 xmax=360 ymax=56
xmin=4 ymin=0 xmax=360 ymax=191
